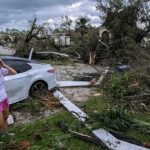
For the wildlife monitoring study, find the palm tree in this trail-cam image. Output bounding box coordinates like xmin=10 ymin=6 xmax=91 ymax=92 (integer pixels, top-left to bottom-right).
xmin=75 ymin=16 xmax=91 ymax=38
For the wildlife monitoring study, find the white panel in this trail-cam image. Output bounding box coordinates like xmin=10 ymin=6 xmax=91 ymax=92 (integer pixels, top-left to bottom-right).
xmin=57 ymin=81 xmax=91 ymax=88
xmin=53 ymin=90 xmax=88 ymax=122
xmin=93 ymin=129 xmax=149 ymax=150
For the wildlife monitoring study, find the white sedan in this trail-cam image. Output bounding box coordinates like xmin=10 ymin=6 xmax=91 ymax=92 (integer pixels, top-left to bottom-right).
xmin=1 ymin=56 xmax=57 ymax=104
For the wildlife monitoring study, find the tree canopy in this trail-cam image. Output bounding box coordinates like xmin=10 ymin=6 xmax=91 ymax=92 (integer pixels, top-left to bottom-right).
xmin=75 ymin=16 xmax=91 ymax=38
xmin=96 ymin=0 xmax=150 ymax=44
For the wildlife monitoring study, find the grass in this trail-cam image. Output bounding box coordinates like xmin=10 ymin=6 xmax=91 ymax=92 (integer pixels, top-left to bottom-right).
xmin=84 ymin=95 xmax=150 ymax=143
xmin=0 ymin=111 xmax=105 ymax=150
xmin=3 ymin=94 xmax=149 ymax=150
xmin=10 ymin=97 xmax=45 ymax=115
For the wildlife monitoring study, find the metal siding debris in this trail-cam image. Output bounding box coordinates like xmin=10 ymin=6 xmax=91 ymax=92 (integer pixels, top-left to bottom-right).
xmin=53 ymin=90 xmax=88 ymax=122
xmin=57 ymin=81 xmax=91 ymax=88
xmin=95 ymin=67 xmax=110 ymax=85
xmin=53 ymin=90 xmax=150 ymax=150
xmin=28 ymin=48 xmax=34 ymax=60
xmin=93 ymin=129 xmax=149 ymax=150
xmin=36 ymin=51 xmax=69 ymax=58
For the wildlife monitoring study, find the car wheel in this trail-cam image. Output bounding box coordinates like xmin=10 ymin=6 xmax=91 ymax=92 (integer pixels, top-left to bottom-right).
xmin=29 ymin=81 xmax=48 ymax=97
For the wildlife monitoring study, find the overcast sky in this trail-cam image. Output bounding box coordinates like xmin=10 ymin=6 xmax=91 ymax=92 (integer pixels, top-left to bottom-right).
xmin=0 ymin=0 xmax=101 ymax=31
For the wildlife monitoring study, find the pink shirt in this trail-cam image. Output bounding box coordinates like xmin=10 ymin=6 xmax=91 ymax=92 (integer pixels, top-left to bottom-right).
xmin=0 ymin=67 xmax=8 ymax=101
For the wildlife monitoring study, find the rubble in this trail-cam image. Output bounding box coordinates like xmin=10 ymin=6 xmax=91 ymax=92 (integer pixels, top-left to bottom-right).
xmin=53 ymin=90 xmax=149 ymax=150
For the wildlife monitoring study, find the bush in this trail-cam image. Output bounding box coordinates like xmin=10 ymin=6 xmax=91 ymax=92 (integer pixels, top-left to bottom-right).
xmin=105 ymin=72 xmax=139 ymax=98
xmin=15 ymin=41 xmax=28 ymax=57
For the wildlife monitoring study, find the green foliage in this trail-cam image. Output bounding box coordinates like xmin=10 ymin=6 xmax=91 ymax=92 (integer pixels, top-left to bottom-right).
xmin=15 ymin=41 xmax=28 ymax=57
xmin=96 ymin=0 xmax=150 ymax=44
xmin=75 ymin=16 xmax=91 ymax=38
xmin=88 ymin=105 xmax=150 ymax=133
xmin=1 ymin=112 xmax=104 ymax=150
xmin=88 ymin=106 xmax=134 ymax=132
xmin=105 ymin=72 xmax=138 ymax=98
xmin=85 ymin=95 xmax=150 ymax=142
xmin=96 ymin=0 xmax=150 ymax=64
xmin=73 ymin=28 xmax=99 ymax=62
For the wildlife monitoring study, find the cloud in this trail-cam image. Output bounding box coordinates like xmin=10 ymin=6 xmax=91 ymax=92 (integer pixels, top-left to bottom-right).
xmin=0 ymin=0 xmax=100 ymax=30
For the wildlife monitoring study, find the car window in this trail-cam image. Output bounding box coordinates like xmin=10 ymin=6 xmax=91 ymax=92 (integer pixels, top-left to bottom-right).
xmin=3 ymin=60 xmax=32 ymax=73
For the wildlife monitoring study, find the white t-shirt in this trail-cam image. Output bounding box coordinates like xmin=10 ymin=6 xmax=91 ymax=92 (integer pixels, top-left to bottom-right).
xmin=0 ymin=67 xmax=8 ymax=102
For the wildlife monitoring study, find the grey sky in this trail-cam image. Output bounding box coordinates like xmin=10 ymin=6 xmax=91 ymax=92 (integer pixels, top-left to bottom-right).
xmin=0 ymin=0 xmax=101 ymax=30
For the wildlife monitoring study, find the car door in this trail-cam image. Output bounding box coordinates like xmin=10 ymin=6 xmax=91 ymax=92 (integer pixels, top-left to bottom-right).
xmin=3 ymin=59 xmax=32 ymax=104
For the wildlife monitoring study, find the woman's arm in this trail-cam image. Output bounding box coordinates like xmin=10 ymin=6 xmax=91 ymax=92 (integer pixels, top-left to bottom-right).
xmin=0 ymin=59 xmax=17 ymax=75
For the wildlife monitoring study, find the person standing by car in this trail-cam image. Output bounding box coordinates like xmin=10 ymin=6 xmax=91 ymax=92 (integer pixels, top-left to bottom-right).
xmin=0 ymin=59 xmax=17 ymax=136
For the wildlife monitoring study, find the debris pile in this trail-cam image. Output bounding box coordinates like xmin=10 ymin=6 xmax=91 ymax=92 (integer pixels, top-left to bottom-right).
xmin=37 ymin=91 xmax=62 ymax=109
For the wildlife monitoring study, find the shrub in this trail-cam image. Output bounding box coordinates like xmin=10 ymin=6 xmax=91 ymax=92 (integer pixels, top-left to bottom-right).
xmin=15 ymin=41 xmax=28 ymax=57
xmin=105 ymin=72 xmax=139 ymax=98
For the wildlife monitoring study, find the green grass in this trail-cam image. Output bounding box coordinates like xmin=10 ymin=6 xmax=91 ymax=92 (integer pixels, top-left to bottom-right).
xmin=2 ymin=94 xmax=148 ymax=150
xmin=0 ymin=94 xmax=149 ymax=149
xmin=84 ymin=95 xmax=113 ymax=113
xmin=0 ymin=111 xmax=105 ymax=150
xmin=84 ymin=95 xmax=150 ymax=144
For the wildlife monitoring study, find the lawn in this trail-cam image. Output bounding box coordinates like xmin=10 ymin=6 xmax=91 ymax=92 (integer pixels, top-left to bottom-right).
xmin=0 ymin=94 xmax=149 ymax=150
xmin=84 ymin=95 xmax=150 ymax=144
xmin=0 ymin=111 xmax=105 ymax=150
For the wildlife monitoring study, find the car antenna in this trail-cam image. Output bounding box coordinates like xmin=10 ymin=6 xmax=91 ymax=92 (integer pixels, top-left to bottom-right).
xmin=29 ymin=48 xmax=34 ymax=60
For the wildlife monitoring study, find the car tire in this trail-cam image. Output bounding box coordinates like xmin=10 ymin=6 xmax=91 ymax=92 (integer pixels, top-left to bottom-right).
xmin=29 ymin=81 xmax=48 ymax=97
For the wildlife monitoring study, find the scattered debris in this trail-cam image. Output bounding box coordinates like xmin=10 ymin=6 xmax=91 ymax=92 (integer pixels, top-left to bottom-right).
xmin=122 ymin=93 xmax=150 ymax=111
xmin=36 ymin=51 xmax=69 ymax=58
xmin=57 ymin=121 xmax=106 ymax=147
xmin=53 ymin=91 xmax=149 ymax=150
xmin=92 ymin=128 xmax=149 ymax=150
xmin=37 ymin=91 xmax=62 ymax=109
xmin=95 ymin=67 xmax=109 ymax=85
xmin=93 ymin=93 xmax=102 ymax=96
xmin=73 ymin=75 xmax=94 ymax=81
xmin=117 ymin=65 xmax=130 ymax=72
xmin=0 ymin=140 xmax=31 ymax=150
xmin=88 ymin=106 xmax=150 ymax=133
xmin=19 ymin=140 xmax=31 ymax=150
xmin=144 ymin=143 xmax=150 ymax=149
xmin=28 ymin=48 xmax=34 ymax=60
xmin=57 ymin=81 xmax=91 ymax=88
xmin=57 ymin=67 xmax=109 ymax=88
xmin=39 ymin=98 xmax=62 ymax=109
xmin=7 ymin=115 xmax=14 ymax=125
xmin=53 ymin=90 xmax=88 ymax=122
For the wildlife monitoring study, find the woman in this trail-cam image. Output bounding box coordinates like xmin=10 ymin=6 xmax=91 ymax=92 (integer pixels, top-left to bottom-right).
xmin=0 ymin=59 xmax=17 ymax=135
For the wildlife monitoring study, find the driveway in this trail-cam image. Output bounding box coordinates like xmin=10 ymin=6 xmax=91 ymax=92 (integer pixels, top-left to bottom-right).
xmin=0 ymin=46 xmax=16 ymax=55
xmin=55 ymin=63 xmax=103 ymax=101
xmin=11 ymin=63 xmax=103 ymax=124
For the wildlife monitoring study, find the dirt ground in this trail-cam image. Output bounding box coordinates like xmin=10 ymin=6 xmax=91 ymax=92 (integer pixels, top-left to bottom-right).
xmin=10 ymin=63 xmax=103 ymax=125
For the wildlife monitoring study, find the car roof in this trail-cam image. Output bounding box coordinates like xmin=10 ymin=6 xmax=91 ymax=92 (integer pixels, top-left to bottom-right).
xmin=0 ymin=56 xmax=37 ymax=63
